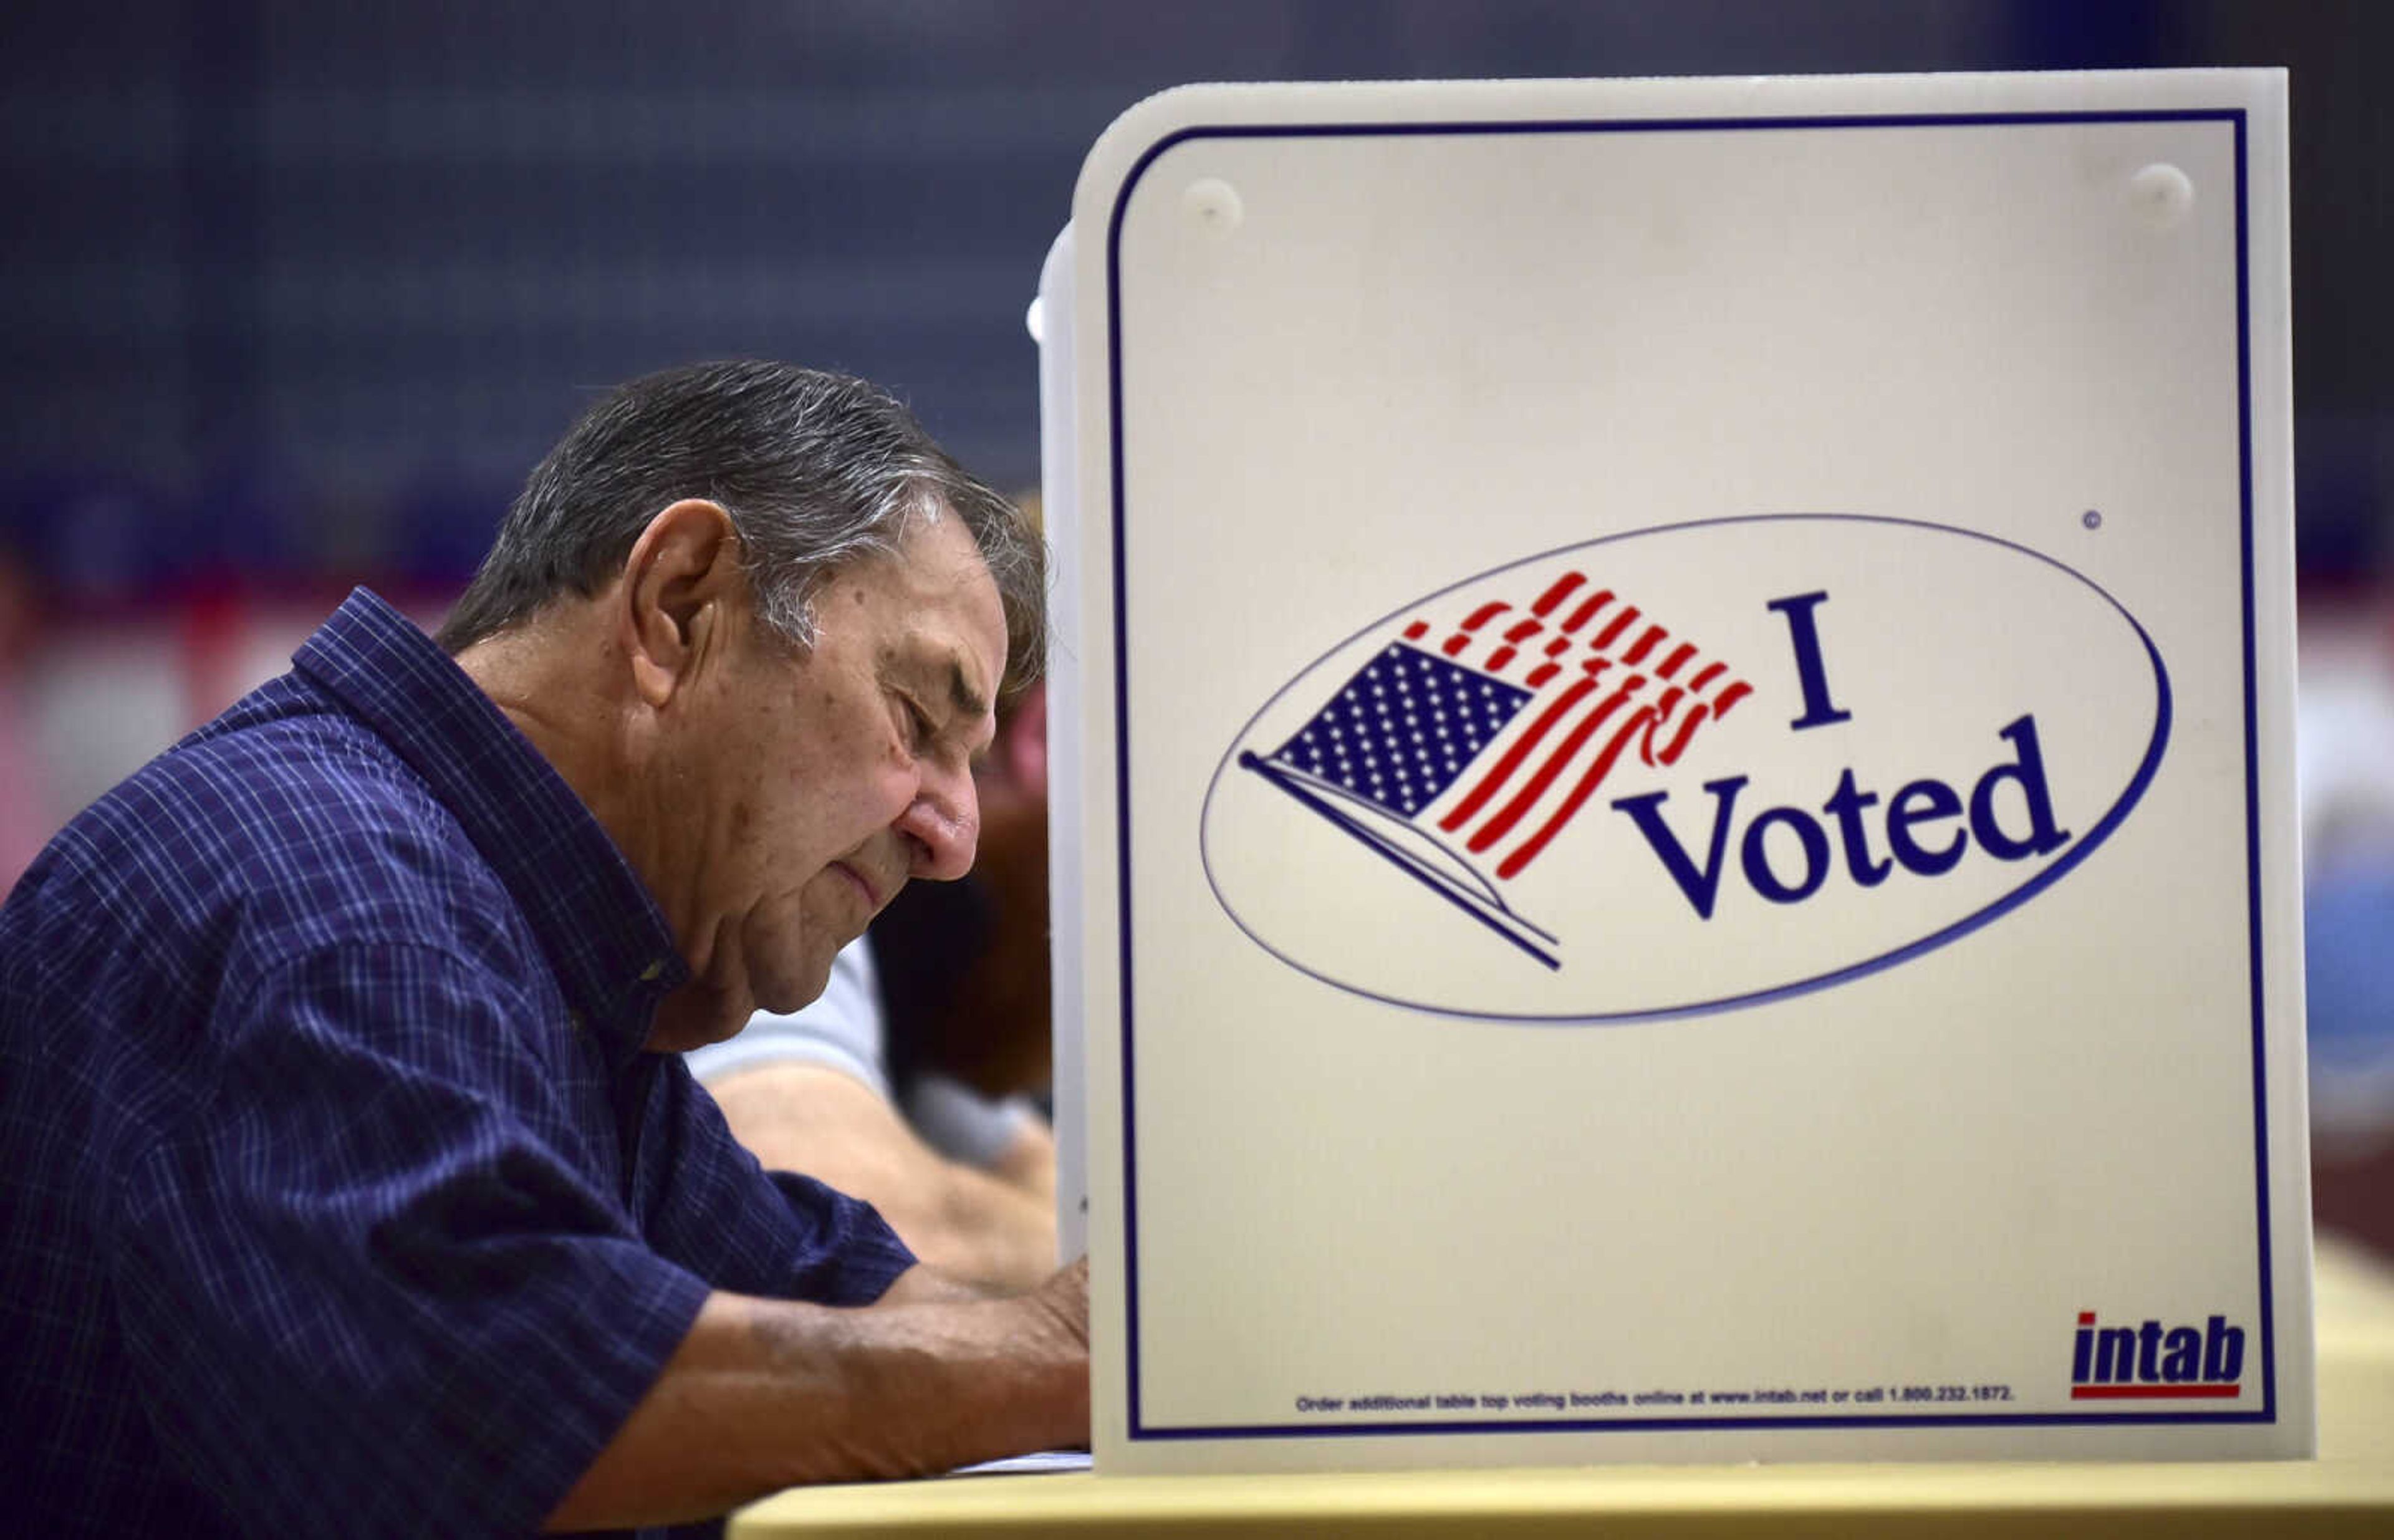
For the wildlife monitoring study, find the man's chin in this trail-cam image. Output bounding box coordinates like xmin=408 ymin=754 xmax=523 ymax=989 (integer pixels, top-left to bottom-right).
xmin=746 ymin=952 xmax=838 ymax=1021
xmin=643 ymin=978 xmax=753 ymax=1055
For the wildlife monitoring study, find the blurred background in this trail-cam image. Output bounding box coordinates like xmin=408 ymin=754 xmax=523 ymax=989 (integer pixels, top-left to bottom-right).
xmin=4 ymin=1 xmax=2390 ymax=1243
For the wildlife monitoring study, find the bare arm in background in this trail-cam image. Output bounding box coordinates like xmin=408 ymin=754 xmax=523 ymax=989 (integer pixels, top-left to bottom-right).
xmin=547 ymin=1259 xmax=1087 ymax=1531
xmin=987 ymin=1114 xmax=1057 ymax=1203
xmin=709 ymin=1062 xmax=1057 ymax=1292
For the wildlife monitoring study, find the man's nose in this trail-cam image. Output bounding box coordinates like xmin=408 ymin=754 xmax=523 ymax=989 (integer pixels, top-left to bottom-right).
xmin=898 ymin=762 xmax=981 ymax=881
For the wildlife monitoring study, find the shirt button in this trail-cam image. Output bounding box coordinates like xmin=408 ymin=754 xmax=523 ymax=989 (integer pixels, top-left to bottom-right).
xmin=638 ymin=959 xmax=665 ymax=982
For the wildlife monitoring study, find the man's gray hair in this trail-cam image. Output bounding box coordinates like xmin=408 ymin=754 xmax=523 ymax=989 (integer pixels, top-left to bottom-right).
xmin=435 ymin=360 xmax=1042 ymax=686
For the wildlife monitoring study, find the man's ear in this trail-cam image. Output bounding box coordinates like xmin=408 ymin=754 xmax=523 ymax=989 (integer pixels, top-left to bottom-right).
xmin=619 ymin=499 xmax=744 ymax=708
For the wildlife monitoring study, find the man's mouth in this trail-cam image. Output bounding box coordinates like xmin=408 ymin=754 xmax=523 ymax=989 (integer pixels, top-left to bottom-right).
xmin=831 ymin=860 xmax=882 ymax=911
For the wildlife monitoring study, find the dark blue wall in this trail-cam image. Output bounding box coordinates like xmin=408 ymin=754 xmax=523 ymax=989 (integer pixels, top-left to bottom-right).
xmin=2 ymin=1 xmax=2385 ymax=595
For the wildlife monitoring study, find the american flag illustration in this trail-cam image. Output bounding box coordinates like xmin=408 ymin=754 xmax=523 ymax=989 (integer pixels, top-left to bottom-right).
xmin=1238 ymin=570 xmax=1752 ymax=970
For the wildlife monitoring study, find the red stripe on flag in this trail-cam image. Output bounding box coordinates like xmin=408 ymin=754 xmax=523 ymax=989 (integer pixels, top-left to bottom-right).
xmin=1621 ymin=625 xmax=1670 ymax=665
xmin=1436 ymin=675 xmax=1599 ymax=833
xmin=1544 ymin=637 xmax=1572 ymax=657
xmin=1504 ymin=618 xmax=1545 ymax=643
xmin=2069 ymin=1384 xmax=2240 ymax=1400
xmin=1531 ymin=572 xmax=1586 ymax=617
xmin=1656 ymin=642 xmax=1698 ymax=679
xmin=1442 ymin=602 xmax=1513 ymax=656
xmin=1466 ymin=678 xmax=1645 ymax=853
xmin=1496 ymin=706 xmax=1651 ymax=879
xmin=1524 ymin=663 xmax=1560 ymax=688
xmin=1688 ymin=660 xmax=1726 ymax=691
xmin=1484 ymin=647 xmax=1518 ymax=672
xmin=1591 ymin=607 xmax=1642 ymax=650
xmin=1712 ymin=680 xmax=1752 ymax=718
xmin=1652 ymin=702 xmax=1708 ymax=766
xmin=1560 ymin=590 xmax=1614 ymax=633
xmin=1403 ymin=620 xmax=1430 ymax=641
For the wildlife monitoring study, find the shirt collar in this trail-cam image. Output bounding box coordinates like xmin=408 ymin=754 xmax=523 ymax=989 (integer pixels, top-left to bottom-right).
xmin=292 ymin=589 xmax=690 ymax=1067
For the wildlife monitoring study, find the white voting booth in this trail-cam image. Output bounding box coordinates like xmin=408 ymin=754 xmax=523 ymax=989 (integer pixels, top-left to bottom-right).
xmin=1035 ymin=70 xmax=2310 ymax=1472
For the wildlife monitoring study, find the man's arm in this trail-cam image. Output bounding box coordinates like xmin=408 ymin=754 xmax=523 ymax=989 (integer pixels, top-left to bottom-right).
xmin=986 ymin=1115 xmax=1057 ymax=1203
xmin=547 ymin=1259 xmax=1088 ymax=1531
xmin=708 ymin=1062 xmax=1057 ymax=1291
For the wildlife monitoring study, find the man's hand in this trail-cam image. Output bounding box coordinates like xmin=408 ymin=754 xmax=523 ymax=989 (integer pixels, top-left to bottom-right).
xmin=545 ymin=1259 xmax=1090 ymax=1531
xmin=1008 ymin=1258 xmax=1089 ymax=1437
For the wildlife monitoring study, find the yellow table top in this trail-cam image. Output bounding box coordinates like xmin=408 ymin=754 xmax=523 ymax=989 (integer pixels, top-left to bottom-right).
xmin=732 ymin=1238 xmax=2394 ymax=1538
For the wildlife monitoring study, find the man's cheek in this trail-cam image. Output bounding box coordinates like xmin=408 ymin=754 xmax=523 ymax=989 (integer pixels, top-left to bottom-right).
xmin=761 ymin=919 xmax=839 ymax=1014
xmin=752 ymin=890 xmax=829 ymax=990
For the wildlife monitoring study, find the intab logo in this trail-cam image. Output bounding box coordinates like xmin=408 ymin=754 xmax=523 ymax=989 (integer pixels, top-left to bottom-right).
xmin=1198 ymin=515 xmax=2171 ymax=1021
xmin=2071 ymin=1311 xmax=2244 ymax=1399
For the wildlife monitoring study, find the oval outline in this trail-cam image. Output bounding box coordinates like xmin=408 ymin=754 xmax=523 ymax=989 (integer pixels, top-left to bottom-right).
xmin=1196 ymin=512 xmax=2174 ymax=1024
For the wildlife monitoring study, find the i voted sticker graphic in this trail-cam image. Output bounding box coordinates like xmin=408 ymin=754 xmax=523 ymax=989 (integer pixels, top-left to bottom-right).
xmin=1197 ymin=514 xmax=2171 ymax=1021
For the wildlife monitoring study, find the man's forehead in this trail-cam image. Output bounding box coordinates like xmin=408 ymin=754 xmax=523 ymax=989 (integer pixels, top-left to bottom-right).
xmin=867 ymin=521 xmax=1007 ymax=701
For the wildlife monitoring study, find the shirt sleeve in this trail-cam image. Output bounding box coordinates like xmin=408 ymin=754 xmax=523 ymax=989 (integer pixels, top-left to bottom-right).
xmin=105 ymin=941 xmax=712 ymax=1540
xmin=634 ymin=1048 xmax=919 ymax=1306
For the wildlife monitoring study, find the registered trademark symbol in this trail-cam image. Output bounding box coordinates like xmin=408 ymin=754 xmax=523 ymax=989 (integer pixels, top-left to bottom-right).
xmin=2082 ymin=509 xmax=2103 ymax=531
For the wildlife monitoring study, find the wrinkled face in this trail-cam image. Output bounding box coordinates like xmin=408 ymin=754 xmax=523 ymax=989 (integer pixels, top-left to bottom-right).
xmin=669 ymin=512 xmax=1006 ymax=1039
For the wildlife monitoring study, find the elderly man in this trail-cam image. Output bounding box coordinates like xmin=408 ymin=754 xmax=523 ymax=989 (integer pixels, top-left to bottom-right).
xmin=693 ymin=680 xmax=1060 ymax=1291
xmin=0 ymin=362 xmax=1087 ymax=1538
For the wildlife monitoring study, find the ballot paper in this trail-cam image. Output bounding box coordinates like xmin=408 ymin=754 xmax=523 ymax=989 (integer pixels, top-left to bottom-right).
xmin=946 ymin=1451 xmax=1094 ymax=1478
xmin=1038 ymin=70 xmax=2310 ymax=1472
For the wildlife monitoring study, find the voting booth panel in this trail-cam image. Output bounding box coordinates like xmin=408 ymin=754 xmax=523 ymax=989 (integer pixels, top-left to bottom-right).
xmin=1041 ymin=71 xmax=2309 ymax=1473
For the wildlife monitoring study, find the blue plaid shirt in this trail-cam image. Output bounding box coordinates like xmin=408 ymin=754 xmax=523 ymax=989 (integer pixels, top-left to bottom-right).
xmin=0 ymin=589 xmax=916 ymax=1538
